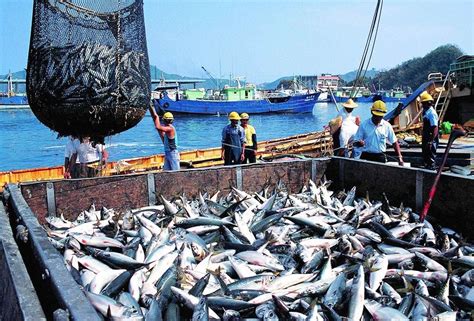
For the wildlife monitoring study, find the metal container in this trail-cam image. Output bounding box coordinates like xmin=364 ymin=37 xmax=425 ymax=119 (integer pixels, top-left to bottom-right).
xmin=3 ymin=157 xmax=473 ymax=319
xmin=0 ymin=201 xmax=45 ymax=321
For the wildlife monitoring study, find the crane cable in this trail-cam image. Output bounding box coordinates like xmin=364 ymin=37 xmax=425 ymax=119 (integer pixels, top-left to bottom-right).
xmin=350 ymin=0 xmax=383 ymax=98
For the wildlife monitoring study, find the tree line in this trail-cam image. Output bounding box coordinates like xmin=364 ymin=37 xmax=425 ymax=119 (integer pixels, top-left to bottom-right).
xmin=347 ymin=44 xmax=463 ymax=91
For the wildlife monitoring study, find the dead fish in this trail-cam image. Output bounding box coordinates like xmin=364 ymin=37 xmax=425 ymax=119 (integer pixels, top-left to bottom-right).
xmin=42 ymin=180 xmax=473 ymax=320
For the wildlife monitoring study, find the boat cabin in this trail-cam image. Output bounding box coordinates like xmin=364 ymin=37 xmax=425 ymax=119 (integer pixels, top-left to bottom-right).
xmin=183 ymin=88 xmax=205 ymax=100
xmin=221 ymin=84 xmax=256 ymax=101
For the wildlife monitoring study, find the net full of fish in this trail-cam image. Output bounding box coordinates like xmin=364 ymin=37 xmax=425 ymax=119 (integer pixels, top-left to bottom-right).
xmin=44 ymin=179 xmax=474 ymax=320
xmin=27 ymin=41 xmax=150 ymax=137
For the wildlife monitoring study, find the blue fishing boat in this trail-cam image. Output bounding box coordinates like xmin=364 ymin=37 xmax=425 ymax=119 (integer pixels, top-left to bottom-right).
xmin=377 ymin=89 xmax=408 ymax=102
xmin=0 ymin=95 xmax=28 ymax=106
xmin=0 ymin=73 xmax=28 ymax=106
xmin=329 ymin=87 xmax=371 ymax=103
xmin=153 ymin=84 xmax=320 ymax=114
xmin=330 ymin=88 xmax=408 ymax=104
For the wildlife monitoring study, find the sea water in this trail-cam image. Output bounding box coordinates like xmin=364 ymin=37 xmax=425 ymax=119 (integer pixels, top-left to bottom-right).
xmin=0 ymin=102 xmax=399 ymax=171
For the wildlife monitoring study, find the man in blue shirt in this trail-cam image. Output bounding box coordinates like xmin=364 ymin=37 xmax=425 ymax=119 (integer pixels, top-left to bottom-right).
xmin=353 ymin=101 xmax=404 ymax=165
xmin=222 ymin=111 xmax=246 ymax=165
xmin=420 ymin=91 xmax=439 ymax=170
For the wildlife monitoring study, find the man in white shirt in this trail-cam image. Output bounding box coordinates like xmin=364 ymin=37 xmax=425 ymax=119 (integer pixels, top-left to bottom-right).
xmin=419 ymin=91 xmax=439 ymax=170
xmin=338 ymin=99 xmax=360 ymax=157
xmin=353 ymin=101 xmax=404 ymax=165
xmin=64 ymin=136 xmax=80 ymax=179
xmin=69 ymin=137 xmax=108 ymax=178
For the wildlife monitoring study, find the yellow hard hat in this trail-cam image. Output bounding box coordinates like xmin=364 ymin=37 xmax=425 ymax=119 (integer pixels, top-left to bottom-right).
xmin=163 ymin=112 xmax=174 ymax=120
xmin=341 ymin=98 xmax=358 ymax=109
xmin=420 ymin=91 xmax=434 ymax=102
xmin=240 ymin=113 xmax=249 ymax=120
xmin=371 ymin=100 xmax=387 ymax=116
xmin=229 ymin=111 xmax=241 ymax=121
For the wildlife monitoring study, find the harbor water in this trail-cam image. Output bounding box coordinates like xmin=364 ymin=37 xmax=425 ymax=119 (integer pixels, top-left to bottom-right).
xmin=0 ymin=102 xmax=399 ymax=171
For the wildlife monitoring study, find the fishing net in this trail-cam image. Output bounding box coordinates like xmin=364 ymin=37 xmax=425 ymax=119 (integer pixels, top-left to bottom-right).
xmin=27 ymin=0 xmax=150 ymax=137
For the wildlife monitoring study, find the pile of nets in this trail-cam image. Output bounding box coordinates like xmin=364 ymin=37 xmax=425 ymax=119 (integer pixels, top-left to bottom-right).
xmin=27 ymin=0 xmax=150 ymax=137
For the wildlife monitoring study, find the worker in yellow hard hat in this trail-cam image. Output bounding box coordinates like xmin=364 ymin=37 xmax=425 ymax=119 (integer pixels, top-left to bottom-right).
xmin=148 ymin=104 xmax=180 ymax=170
xmin=222 ymin=111 xmax=245 ymax=165
xmin=419 ymin=91 xmax=439 ymax=170
xmin=240 ymin=113 xmax=257 ymax=163
xmin=353 ymin=100 xmax=404 ymax=165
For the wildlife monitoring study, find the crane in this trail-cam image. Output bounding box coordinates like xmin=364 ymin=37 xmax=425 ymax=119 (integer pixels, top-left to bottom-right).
xmin=201 ymin=66 xmax=219 ymax=90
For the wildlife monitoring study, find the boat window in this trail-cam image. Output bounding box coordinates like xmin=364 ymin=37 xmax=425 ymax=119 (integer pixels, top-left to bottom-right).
xmin=245 ymin=90 xmax=249 ymax=98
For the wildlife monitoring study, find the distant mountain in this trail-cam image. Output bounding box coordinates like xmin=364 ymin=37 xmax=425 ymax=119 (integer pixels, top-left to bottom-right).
xmin=4 ymin=45 xmax=461 ymax=93
xmin=339 ymin=68 xmax=379 ymax=83
xmin=259 ymin=76 xmax=294 ymax=90
xmin=149 ymin=65 xmax=233 ymax=90
xmin=0 ymin=69 xmax=26 ymax=79
xmin=373 ymin=44 xmax=463 ymax=90
xmin=259 ymin=69 xmax=380 ymax=90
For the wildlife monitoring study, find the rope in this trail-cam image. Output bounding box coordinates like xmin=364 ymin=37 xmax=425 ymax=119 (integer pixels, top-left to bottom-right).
xmin=350 ymin=0 xmax=383 ymax=98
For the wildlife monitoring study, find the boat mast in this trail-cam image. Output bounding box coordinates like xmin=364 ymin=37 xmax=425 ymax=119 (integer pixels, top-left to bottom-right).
xmin=7 ymin=71 xmax=13 ymax=97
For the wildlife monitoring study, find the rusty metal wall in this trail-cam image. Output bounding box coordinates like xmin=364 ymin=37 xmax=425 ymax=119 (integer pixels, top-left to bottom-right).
xmin=18 ymin=157 xmax=472 ymax=236
xmin=20 ymin=159 xmax=330 ymax=221
xmin=21 ymin=175 xmax=148 ymax=223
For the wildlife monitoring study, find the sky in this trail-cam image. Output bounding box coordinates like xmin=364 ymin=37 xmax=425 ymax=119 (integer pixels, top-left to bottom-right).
xmin=0 ymin=0 xmax=472 ymax=83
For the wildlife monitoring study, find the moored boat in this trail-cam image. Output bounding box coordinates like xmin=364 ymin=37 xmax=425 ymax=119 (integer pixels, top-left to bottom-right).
xmin=0 ymin=95 xmax=28 ymax=106
xmin=0 ymin=72 xmax=29 ymax=106
xmin=153 ymin=83 xmax=320 ymax=114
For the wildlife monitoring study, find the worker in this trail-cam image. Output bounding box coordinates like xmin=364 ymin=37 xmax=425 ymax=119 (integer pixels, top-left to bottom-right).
xmin=338 ymin=99 xmax=360 ymax=157
xmin=353 ymin=101 xmax=404 ymax=165
xmin=149 ymin=105 xmax=180 ymax=171
xmin=222 ymin=111 xmax=245 ymax=165
xmin=64 ymin=135 xmax=80 ymax=179
xmin=420 ymin=91 xmax=439 ymax=170
xmin=69 ymin=137 xmax=108 ymax=178
xmin=328 ymin=116 xmax=342 ymax=153
xmin=240 ymin=113 xmax=257 ymax=164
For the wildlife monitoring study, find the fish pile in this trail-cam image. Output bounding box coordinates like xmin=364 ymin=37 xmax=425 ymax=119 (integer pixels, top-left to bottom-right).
xmin=45 ymin=180 xmax=474 ymax=320
xmin=29 ymin=42 xmax=149 ymax=108
xmin=27 ymin=41 xmax=149 ymax=136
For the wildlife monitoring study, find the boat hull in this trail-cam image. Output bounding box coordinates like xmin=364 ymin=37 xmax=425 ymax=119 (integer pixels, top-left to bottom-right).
xmin=154 ymin=92 xmax=320 ymax=114
xmin=331 ymin=95 xmax=405 ymax=103
xmin=0 ymin=96 xmax=28 ymax=106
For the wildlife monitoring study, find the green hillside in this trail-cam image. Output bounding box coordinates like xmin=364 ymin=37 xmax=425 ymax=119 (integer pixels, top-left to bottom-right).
xmin=340 ymin=68 xmax=379 ymax=83
xmin=372 ymin=44 xmax=463 ymax=89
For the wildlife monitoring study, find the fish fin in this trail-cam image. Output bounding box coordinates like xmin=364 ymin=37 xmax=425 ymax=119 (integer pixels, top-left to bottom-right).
xmin=106 ymin=305 xmax=112 ymax=318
